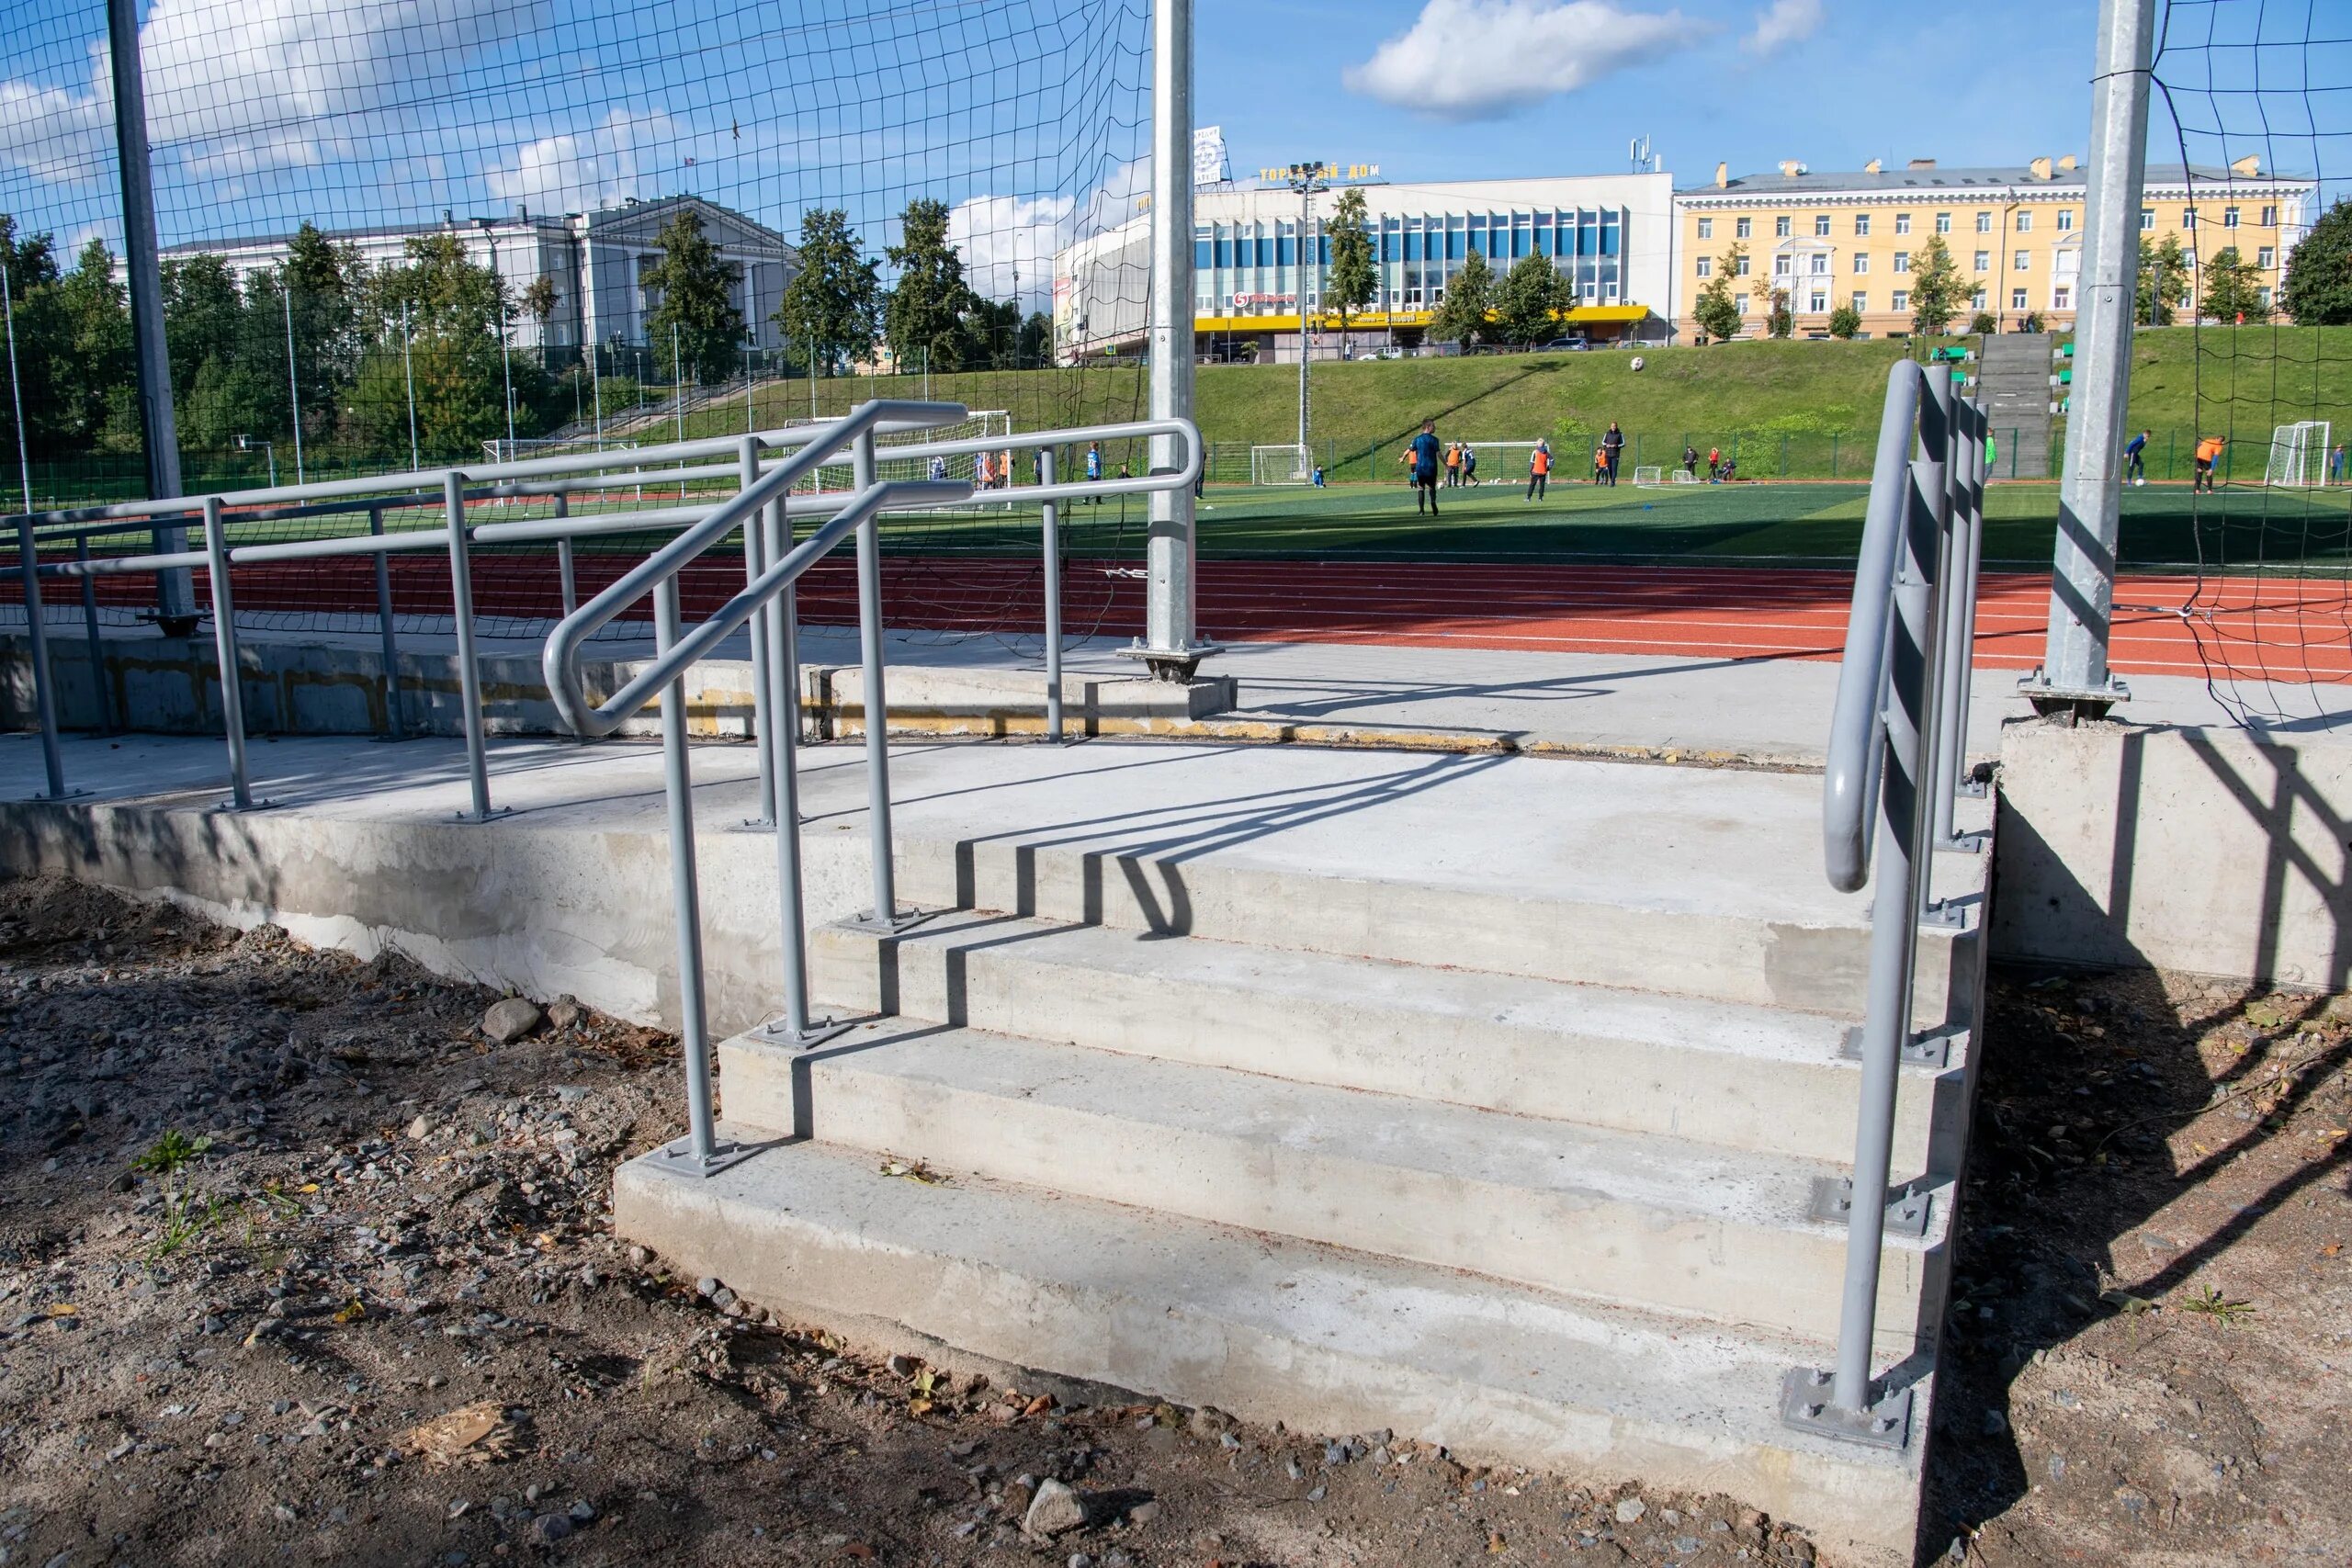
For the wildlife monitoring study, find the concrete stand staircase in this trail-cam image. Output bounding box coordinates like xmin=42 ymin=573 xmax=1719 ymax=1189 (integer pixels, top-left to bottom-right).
xmin=1975 ymin=332 xmax=2054 ymax=479
xmin=616 ymin=753 xmax=1991 ymax=1566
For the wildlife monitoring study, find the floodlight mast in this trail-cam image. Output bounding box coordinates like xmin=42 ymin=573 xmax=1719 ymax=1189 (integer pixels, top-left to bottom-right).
xmin=1284 ymin=162 xmax=1329 ymax=451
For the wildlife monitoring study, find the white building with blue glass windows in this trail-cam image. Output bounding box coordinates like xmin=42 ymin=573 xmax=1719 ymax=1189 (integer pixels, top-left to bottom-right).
xmin=1052 ymin=172 xmax=1678 ymax=364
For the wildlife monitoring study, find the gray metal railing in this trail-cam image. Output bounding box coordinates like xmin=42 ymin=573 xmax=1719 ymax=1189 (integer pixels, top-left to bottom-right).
xmin=1789 ymin=359 xmax=1986 ymax=1452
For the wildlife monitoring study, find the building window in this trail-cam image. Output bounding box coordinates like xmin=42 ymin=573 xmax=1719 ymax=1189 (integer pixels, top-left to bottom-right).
xmin=1814 ymin=214 xmax=1831 ymax=237
xmin=2260 ymin=204 xmax=2278 ymax=226
xmin=1892 ymin=289 xmax=1910 ymax=312
xmin=1808 ymin=290 xmax=1828 ymax=312
xmin=1854 ymin=214 xmax=1871 ymax=237
xmin=2014 ymin=249 xmax=2030 ymax=270
xmin=2015 ymin=210 xmax=2033 ymax=232
xmin=1773 ymin=254 xmax=1792 ymax=277
xmin=1971 ymin=288 xmax=1987 ymax=310
xmin=1852 ymin=291 xmax=1869 ymax=312
xmin=1697 ymin=217 xmax=1713 ymax=240
xmin=2223 ymin=206 xmax=2240 ymax=229
xmin=1776 ymin=216 xmax=1792 ymax=238
xmin=2140 ymin=208 xmax=2155 ymax=231
xmin=1736 ymin=217 xmax=1752 ymax=238
xmin=1975 ymin=211 xmax=1993 ymax=233
xmin=1973 ymin=249 xmax=1990 ymax=272
xmin=2183 ymin=207 xmax=2197 ymax=228
xmin=2053 ymin=286 xmax=2073 ymax=310
xmin=1894 ymin=212 xmax=1913 ymax=235
xmin=1809 ymin=253 xmax=1829 ymax=276
xmin=1736 ymin=254 xmax=1751 ymax=276
xmin=2056 ymin=209 xmax=2075 ymax=231
xmin=2258 ymin=245 xmax=2277 ymax=268
xmin=1853 ymin=254 xmax=1870 ymax=274
xmin=2011 ymin=288 xmax=2029 ymax=310
xmin=1695 ymin=255 xmax=1713 ymax=277
xmin=1893 ymin=251 xmax=1911 ymax=273
xmin=2259 ymin=285 xmax=2275 ymax=310
xmin=1935 ymin=211 xmax=1952 ymax=233
xmin=1736 ymin=293 xmax=1750 ymax=315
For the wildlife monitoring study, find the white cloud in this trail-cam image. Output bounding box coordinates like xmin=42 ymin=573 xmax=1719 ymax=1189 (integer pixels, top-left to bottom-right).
xmin=485 ymin=110 xmax=669 ymax=214
xmin=1342 ymin=0 xmax=1690 ymax=122
xmin=0 ymin=74 xmax=113 ymax=186
xmin=1741 ymin=0 xmax=1824 ymax=55
xmin=949 ymin=158 xmax=1149 ymax=310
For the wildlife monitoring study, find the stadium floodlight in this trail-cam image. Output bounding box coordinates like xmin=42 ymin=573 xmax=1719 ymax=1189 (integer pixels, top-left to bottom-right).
xmin=1280 ymin=162 xmax=1329 ymax=451
xmin=1250 ymin=444 xmax=1315 ymax=486
xmin=2263 ymin=421 xmax=2331 ymax=489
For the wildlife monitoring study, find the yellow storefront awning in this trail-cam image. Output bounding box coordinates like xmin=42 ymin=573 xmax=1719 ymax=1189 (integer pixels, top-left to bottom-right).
xmin=1190 ymin=303 xmax=1652 ymax=333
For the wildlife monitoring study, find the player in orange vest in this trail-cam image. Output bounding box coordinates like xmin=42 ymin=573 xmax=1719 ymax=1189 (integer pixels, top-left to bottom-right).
xmin=1592 ymin=446 xmax=1609 ymax=484
xmin=1444 ymin=442 xmax=1464 ymax=487
xmin=1526 ymin=439 xmax=1552 ymax=501
xmin=2194 ymin=434 xmax=2225 ymax=493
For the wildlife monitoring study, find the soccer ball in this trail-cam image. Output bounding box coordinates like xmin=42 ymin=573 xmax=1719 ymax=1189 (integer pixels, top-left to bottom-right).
xmin=2134 ymin=477 xmax=2145 ymax=487
xmin=1630 ymin=355 xmax=1646 ymax=371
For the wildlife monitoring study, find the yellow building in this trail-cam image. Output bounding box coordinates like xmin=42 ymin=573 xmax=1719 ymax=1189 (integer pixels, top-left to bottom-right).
xmin=1673 ymin=155 xmax=2315 ymax=342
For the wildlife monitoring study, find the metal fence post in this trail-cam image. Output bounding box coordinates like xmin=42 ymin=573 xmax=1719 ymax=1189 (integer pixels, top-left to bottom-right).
xmin=751 ymin=493 xmax=847 ymax=1051
xmin=443 ymin=472 xmax=498 ymax=820
xmin=739 ymin=437 xmax=777 ymax=829
xmin=645 ymin=573 xmax=751 ymax=1178
xmin=15 ymin=519 xmax=72 ymax=800
xmin=850 ymin=429 xmax=904 ymax=928
xmin=1041 ymin=448 xmax=1065 ymax=742
xmin=368 ymin=504 xmax=403 ymax=740
xmin=1931 ymin=396 xmax=1981 ymax=845
xmin=74 ymin=533 xmax=113 ymax=735
xmin=555 ymin=493 xmax=578 ymax=618
xmin=201 ymin=497 xmax=255 ymax=811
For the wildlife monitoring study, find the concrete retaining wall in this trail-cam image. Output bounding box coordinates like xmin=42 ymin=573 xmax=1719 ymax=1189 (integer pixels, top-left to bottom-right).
xmin=1994 ymin=721 xmax=2352 ymax=987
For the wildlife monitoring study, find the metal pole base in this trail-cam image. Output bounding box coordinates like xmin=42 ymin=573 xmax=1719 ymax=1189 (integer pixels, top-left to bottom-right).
xmin=1779 ymin=1367 xmax=1913 ymax=1450
xmin=1919 ymin=897 xmax=1971 ymax=931
xmin=737 ymin=816 xmax=777 ymax=832
xmin=845 ymin=906 xmax=933 ymax=935
xmin=1809 ymin=1174 xmax=1933 ymax=1238
xmin=214 ymin=796 xmax=275 ymax=813
xmin=752 ymin=1015 xmax=854 ymax=1050
xmin=454 ymin=806 xmax=515 ymax=825
xmin=644 ymin=1134 xmax=764 ymax=1179
xmin=1116 ymin=638 xmax=1224 ymax=683
xmin=1937 ymin=829 xmax=1991 ymax=855
xmin=2017 ymin=668 xmax=2130 ymax=725
xmin=30 ymin=787 xmax=90 ymax=803
xmin=1839 ymin=1023 xmax=1962 ymax=1071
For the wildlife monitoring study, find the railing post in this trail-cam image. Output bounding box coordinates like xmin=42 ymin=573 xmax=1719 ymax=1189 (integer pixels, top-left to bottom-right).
xmin=1932 ymin=395 xmax=1977 ymax=846
xmin=555 ymin=493 xmax=578 ymax=619
xmin=646 ymin=573 xmax=752 ymax=1178
xmin=850 ymin=429 xmax=905 ymax=929
xmin=443 ymin=472 xmax=499 ymax=821
xmin=75 ymin=533 xmax=114 ymax=735
xmin=740 ymin=436 xmax=777 ymax=829
xmin=1041 ymin=448 xmax=1065 ymax=742
xmin=752 ymin=493 xmax=847 ymax=1050
xmin=369 ymin=504 xmax=404 ymax=740
xmin=201 ymin=497 xmax=256 ymax=811
xmin=15 ymin=520 xmax=74 ymax=800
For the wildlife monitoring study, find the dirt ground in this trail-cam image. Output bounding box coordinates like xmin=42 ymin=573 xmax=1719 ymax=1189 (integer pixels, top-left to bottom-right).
xmin=0 ymin=874 xmax=2344 ymax=1567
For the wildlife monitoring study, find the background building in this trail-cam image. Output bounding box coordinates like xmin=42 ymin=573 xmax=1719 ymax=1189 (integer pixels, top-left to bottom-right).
xmin=162 ymin=195 xmax=798 ymax=354
xmin=1055 ymin=172 xmax=1678 ymax=365
xmin=1674 ymin=155 xmax=2314 ymax=341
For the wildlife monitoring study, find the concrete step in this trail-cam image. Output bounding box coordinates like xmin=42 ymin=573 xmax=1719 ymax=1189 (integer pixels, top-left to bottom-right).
xmin=883 ymin=764 xmax=1991 ymax=1021
xmin=717 ymin=1023 xmax=1949 ymax=1349
xmin=808 ymin=910 xmax=1961 ymax=1171
xmin=613 ymin=1134 xmax=1928 ymax=1568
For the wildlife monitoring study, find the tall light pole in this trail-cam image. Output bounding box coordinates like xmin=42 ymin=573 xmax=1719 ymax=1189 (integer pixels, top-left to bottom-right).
xmin=281 ymin=275 xmax=305 ymax=484
xmin=475 ymin=219 xmax=518 ymax=458
xmin=400 ymin=301 xmax=420 ymax=471
xmin=1283 ymin=162 xmax=1329 ymax=450
xmin=4 ymin=265 xmax=32 ymax=513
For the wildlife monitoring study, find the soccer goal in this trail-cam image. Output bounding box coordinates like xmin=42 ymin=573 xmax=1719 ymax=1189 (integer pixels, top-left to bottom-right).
xmin=1670 ymin=468 xmax=1701 ymax=484
xmin=1632 ymin=465 xmax=1666 ymax=488
xmin=2263 ymin=421 xmax=2332 ymax=488
xmin=1251 ymin=444 xmax=1315 ymax=486
xmin=794 ymin=411 xmax=1016 ymax=494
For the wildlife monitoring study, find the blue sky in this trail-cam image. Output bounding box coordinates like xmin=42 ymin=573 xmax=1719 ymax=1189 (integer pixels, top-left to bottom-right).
xmin=0 ymin=0 xmax=2337 ymax=305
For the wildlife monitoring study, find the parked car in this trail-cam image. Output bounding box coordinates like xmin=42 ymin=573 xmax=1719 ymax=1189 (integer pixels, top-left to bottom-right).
xmin=1534 ymin=337 xmax=1592 ymax=352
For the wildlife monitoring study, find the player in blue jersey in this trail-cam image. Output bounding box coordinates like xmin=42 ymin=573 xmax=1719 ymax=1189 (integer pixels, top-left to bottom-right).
xmin=1408 ymin=421 xmax=1442 ymax=514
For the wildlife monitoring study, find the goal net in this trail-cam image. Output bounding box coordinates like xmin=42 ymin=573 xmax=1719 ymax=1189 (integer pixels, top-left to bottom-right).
xmin=1450 ymin=441 xmax=1549 ymax=483
xmin=793 ymin=412 xmax=1016 ymax=495
xmin=2263 ymin=422 xmax=2332 ymax=489
xmin=1251 ymin=444 xmax=1315 ymax=486
xmin=1632 ymin=465 xmax=1667 ymax=488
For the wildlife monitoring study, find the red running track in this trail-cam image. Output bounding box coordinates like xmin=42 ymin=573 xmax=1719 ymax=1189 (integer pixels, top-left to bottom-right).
xmin=21 ymin=552 xmax=2352 ymax=683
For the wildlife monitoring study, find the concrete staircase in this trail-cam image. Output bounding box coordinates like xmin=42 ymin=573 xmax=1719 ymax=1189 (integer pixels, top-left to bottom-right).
xmin=1974 ymin=332 xmax=2055 ymax=479
xmin=615 ymin=752 xmax=1992 ymax=1566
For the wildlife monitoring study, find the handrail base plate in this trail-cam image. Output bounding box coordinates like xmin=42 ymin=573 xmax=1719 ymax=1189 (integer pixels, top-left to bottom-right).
xmin=752 ymin=1016 xmax=854 ymax=1051
xmin=645 ymin=1134 xmax=766 ymax=1180
xmin=1779 ymin=1367 xmax=1914 ymax=1450
xmin=1809 ymin=1174 xmax=1933 ymax=1238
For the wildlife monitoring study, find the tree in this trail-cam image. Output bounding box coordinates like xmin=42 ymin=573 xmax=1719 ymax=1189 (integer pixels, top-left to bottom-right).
xmin=520 ymin=276 xmax=559 ymax=332
xmin=1430 ymin=249 xmax=1493 ymax=349
xmin=1907 ymin=234 xmax=1964 ymax=335
xmin=345 ymin=234 xmax=546 ymax=459
xmin=884 ymin=197 xmax=975 ymax=375
xmin=1767 ymin=288 xmax=1792 ymax=339
xmin=1691 ymin=243 xmax=1744 ymax=344
xmin=957 ymin=293 xmax=1023 ymax=368
xmin=1494 ymin=253 xmax=1569 ymax=349
xmin=1324 ymin=186 xmax=1377 ymax=356
xmin=53 ymin=239 xmax=135 ymax=450
xmin=2283 ymin=197 xmax=2352 ymax=325
xmin=2136 ymin=233 xmax=2191 ymax=326
xmin=2019 ymin=310 xmax=2047 ymax=333
xmin=2199 ymin=244 xmax=2267 ymax=321
xmin=1969 ymin=310 xmax=1997 ymax=334
xmin=1827 ymin=298 xmax=1862 ymax=339
xmin=641 ymin=209 xmax=746 ymax=382
xmin=775 ymin=209 xmax=878 ymax=378
xmin=282 ymin=221 xmax=360 ymax=448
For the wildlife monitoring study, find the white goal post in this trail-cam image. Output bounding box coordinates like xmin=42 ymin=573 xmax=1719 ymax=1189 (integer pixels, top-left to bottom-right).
xmin=2264 ymin=421 xmax=2332 ymax=488
xmin=796 ymin=410 xmax=1016 ymax=492
xmin=1251 ymin=444 xmax=1314 ymax=486
xmin=1632 ymin=465 xmax=1666 ymax=488
xmin=1445 ymin=441 xmax=1551 ymax=483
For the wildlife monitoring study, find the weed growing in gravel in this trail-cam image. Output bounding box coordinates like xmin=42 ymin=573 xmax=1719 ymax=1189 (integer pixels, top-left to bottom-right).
xmin=131 ymin=1130 xmax=213 ymax=1176
xmin=2178 ymin=1285 xmax=2258 ymax=1326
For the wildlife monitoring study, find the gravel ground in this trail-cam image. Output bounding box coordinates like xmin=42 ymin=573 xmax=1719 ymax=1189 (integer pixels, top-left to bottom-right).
xmin=0 ymin=874 xmax=1818 ymax=1568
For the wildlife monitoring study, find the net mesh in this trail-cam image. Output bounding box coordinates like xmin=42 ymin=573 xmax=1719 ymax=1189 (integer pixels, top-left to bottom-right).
xmin=2145 ymin=0 xmax=2352 ymax=720
xmin=0 ymin=0 xmax=1156 ymax=651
